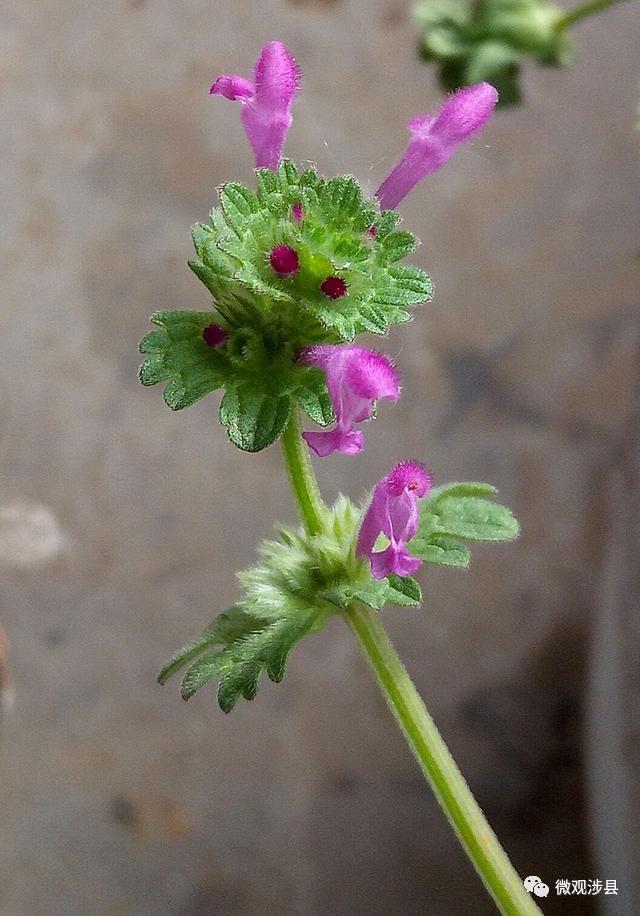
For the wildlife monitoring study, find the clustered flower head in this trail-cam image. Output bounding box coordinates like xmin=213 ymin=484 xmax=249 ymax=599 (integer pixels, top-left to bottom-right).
xmin=415 ymin=0 xmax=572 ymax=105
xmin=141 ymin=40 xmax=498 ymax=580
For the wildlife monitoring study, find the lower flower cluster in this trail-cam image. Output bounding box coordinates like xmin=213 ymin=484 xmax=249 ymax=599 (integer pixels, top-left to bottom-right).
xmin=159 ymin=482 xmax=518 ymax=710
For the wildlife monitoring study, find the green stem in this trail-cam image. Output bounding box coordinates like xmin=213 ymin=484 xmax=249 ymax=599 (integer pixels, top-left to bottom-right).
xmin=344 ymin=604 xmax=543 ymax=916
xmin=556 ymin=0 xmax=631 ymax=29
xmin=281 ymin=408 xmax=326 ymax=535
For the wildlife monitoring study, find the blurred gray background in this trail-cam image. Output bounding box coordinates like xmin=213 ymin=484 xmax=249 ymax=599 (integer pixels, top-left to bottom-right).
xmin=1 ymin=0 xmax=639 ymax=913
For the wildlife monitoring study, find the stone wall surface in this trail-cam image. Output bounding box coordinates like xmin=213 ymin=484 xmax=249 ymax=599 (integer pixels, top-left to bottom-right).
xmin=1 ymin=0 xmax=639 ymax=913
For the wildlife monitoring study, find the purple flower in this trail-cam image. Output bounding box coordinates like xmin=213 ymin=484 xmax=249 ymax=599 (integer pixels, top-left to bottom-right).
xmin=300 ymin=345 xmax=400 ymax=457
xmin=210 ymin=41 xmax=300 ymax=170
xmin=375 ymin=83 xmax=498 ymax=211
xmin=357 ymin=461 xmax=432 ymax=579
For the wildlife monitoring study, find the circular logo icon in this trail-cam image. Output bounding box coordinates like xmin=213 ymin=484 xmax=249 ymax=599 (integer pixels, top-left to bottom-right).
xmin=524 ymin=876 xmax=550 ymax=897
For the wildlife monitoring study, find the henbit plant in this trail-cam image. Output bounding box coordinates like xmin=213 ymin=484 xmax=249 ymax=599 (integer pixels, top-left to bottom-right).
xmin=414 ymin=0 xmax=632 ymax=106
xmin=140 ymin=42 xmax=540 ymax=915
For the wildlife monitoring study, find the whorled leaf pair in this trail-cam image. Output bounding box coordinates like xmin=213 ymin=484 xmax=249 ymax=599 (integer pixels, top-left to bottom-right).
xmin=139 ymin=160 xmax=431 ymax=452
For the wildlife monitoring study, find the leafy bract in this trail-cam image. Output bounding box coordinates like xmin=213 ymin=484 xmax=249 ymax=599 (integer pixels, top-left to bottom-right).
xmin=159 ymin=485 xmax=520 ymax=711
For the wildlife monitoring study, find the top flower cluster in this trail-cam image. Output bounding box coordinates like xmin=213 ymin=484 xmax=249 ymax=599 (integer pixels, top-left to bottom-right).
xmin=204 ymin=42 xmax=496 ymax=452
xmin=140 ymin=42 xmax=497 ymax=464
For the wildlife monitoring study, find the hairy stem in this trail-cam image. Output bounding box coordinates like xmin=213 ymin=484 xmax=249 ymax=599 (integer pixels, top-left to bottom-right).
xmin=557 ymin=0 xmax=631 ymax=28
xmin=344 ymin=604 xmax=543 ymax=916
xmin=281 ymin=408 xmax=326 ymax=535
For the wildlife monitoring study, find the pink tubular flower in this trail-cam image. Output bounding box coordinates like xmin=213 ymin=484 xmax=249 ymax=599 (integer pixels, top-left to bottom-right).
xmin=300 ymin=345 xmax=400 ymax=457
xmin=357 ymin=461 xmax=432 ymax=579
xmin=375 ymin=83 xmax=498 ymax=211
xmin=210 ymin=41 xmax=300 ymax=170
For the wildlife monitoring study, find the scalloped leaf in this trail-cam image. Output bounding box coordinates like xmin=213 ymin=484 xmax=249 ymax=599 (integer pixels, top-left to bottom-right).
xmin=158 ymin=607 xmax=265 ymax=686
xmin=139 ymin=311 xmax=228 ymax=410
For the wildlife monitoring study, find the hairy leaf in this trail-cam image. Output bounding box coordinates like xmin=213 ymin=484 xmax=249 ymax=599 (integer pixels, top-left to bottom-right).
xmin=139 ymin=311 xmax=228 ymax=410
xmin=220 ymin=382 xmax=291 ymax=452
xmin=179 ymin=607 xmax=321 ymax=710
xmin=414 ymin=482 xmax=519 ymax=567
xmin=410 ymin=534 xmax=471 ymax=567
xmin=386 ymin=574 xmax=422 ymax=606
xmin=296 ymin=368 xmax=335 ymax=428
xmin=425 ymin=495 xmax=519 ymax=541
xmin=158 ymin=607 xmax=265 ymax=685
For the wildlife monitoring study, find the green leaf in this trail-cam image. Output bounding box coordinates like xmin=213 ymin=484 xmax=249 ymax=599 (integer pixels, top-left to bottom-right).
xmin=139 ymin=330 xmax=168 ymax=353
xmin=324 ymin=176 xmax=366 ymax=225
xmin=410 ymin=483 xmax=518 ymax=571
xmin=256 ymin=167 xmax=280 ymax=199
xmin=350 ymin=579 xmax=390 ymax=609
xmin=220 ymin=382 xmax=291 ymax=452
xmin=296 ymin=369 xmax=335 ymax=428
xmin=138 ymin=354 xmax=172 ymax=385
xmin=386 ymin=265 xmax=433 ymax=305
xmin=172 ymin=606 xmax=321 ymax=707
xmin=432 ymin=496 xmax=519 ymax=541
xmin=427 ymin=481 xmax=498 ymax=503
xmin=410 ymin=534 xmax=470 ymax=568
xmin=319 ymin=583 xmax=353 ymax=609
xmin=180 ymin=608 xmax=320 ymax=711
xmin=378 ymin=231 xmax=418 ymax=264
xmin=138 ymin=311 xmax=228 ymax=410
xmin=320 ymin=574 xmax=422 ymax=610
xmin=181 ymin=652 xmax=227 ymax=700
xmin=192 ymin=222 xmax=215 ymax=258
xmin=189 ymin=166 xmax=429 ymax=347
xmin=218 ymin=182 xmax=259 ymax=234
xmin=420 ymin=485 xmax=519 ymax=543
xmin=465 ymin=41 xmax=519 ymax=84
xmin=158 ymin=607 xmax=265 ymax=685
xmin=386 ymin=574 xmax=422 ymax=606
xmin=278 ymin=158 xmax=300 ymax=189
